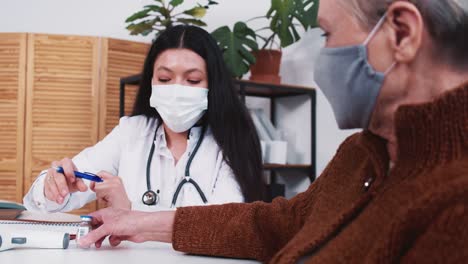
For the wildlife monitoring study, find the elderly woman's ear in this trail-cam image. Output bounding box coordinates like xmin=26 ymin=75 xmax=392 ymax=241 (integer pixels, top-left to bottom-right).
xmin=386 ymin=1 xmax=424 ymax=64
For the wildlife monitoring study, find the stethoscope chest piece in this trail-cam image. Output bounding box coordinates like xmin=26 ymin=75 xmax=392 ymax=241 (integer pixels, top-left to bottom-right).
xmin=142 ymin=190 xmax=159 ymax=205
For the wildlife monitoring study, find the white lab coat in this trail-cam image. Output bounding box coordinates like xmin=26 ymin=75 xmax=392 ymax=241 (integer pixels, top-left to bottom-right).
xmin=23 ymin=116 xmax=244 ymax=212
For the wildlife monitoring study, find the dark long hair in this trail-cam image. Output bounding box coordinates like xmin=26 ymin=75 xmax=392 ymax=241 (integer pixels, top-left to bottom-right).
xmin=132 ymin=25 xmax=265 ymax=202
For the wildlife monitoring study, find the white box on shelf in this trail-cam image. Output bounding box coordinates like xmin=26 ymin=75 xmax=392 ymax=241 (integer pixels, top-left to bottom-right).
xmin=267 ymin=141 xmax=288 ymax=164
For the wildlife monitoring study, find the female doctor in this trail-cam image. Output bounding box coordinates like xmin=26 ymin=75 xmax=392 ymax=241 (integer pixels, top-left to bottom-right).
xmin=23 ymin=25 xmax=264 ymax=212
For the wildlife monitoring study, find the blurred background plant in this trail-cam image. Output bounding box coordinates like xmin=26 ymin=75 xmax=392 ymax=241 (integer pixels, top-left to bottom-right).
xmin=125 ymin=0 xmax=218 ymax=39
xmin=255 ymin=0 xmax=319 ymax=49
xmin=125 ymin=0 xmax=319 ymax=80
xmin=211 ymin=21 xmax=259 ymax=78
xmin=212 ymin=0 xmax=319 ymax=79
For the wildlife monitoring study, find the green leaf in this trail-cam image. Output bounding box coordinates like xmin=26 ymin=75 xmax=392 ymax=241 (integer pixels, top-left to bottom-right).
xmin=266 ymin=0 xmax=319 ymax=48
xmin=169 ymin=0 xmax=184 ymax=7
xmin=125 ymin=9 xmax=152 ymax=23
xmin=126 ymin=20 xmax=156 ymax=35
xmin=141 ymin=29 xmax=155 ymax=36
xmin=176 ymin=18 xmax=207 ymax=26
xmin=211 ymin=22 xmax=259 ymax=78
xmin=183 ymin=7 xmax=207 ymax=18
xmin=206 ymin=0 xmax=218 ymax=8
xmin=308 ymin=0 xmax=320 ymax=27
xmin=159 ymin=7 xmax=171 ymax=18
xmin=143 ymin=4 xmax=162 ymax=11
xmin=293 ymin=0 xmax=318 ymax=28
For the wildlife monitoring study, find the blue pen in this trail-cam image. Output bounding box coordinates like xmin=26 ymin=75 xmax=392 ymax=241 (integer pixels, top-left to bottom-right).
xmin=54 ymin=166 xmax=103 ymax=182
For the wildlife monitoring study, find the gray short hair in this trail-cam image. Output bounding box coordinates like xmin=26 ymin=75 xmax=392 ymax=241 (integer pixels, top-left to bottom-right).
xmin=340 ymin=0 xmax=468 ymax=69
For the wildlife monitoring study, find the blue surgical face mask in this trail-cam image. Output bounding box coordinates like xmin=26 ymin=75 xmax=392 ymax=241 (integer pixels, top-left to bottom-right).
xmin=314 ymin=14 xmax=396 ymax=129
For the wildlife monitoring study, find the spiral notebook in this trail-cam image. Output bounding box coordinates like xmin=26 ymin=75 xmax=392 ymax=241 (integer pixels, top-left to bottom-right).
xmin=0 ymin=211 xmax=81 ymax=234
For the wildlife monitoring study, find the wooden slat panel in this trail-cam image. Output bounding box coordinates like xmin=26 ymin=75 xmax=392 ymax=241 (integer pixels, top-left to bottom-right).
xmin=0 ymin=33 xmax=26 ymax=203
xmin=99 ymin=38 xmax=149 ymax=139
xmin=96 ymin=38 xmax=148 ymax=210
xmin=24 ymin=34 xmax=100 ymax=212
xmin=0 ymin=34 xmax=148 ymax=211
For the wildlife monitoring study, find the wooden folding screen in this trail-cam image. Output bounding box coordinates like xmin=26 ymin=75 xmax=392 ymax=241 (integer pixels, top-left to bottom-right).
xmin=0 ymin=33 xmax=27 ymax=202
xmin=99 ymin=38 xmax=148 ymax=138
xmin=0 ymin=33 xmax=149 ymax=214
xmin=24 ymin=34 xmax=100 ymax=213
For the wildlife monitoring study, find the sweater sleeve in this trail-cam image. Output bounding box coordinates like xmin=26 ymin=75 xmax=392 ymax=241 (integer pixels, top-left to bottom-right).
xmin=171 ymin=133 xmax=362 ymax=262
xmin=172 ymin=180 xmax=318 ymax=262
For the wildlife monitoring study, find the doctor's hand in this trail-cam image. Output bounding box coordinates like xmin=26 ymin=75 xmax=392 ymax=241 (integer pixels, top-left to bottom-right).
xmin=78 ymin=208 xmax=175 ymax=248
xmin=44 ymin=158 xmax=88 ymax=204
xmin=90 ymin=171 xmax=131 ymax=210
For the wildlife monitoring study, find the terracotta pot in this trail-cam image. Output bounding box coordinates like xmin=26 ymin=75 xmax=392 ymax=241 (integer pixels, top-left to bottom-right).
xmin=249 ymin=49 xmax=282 ymax=84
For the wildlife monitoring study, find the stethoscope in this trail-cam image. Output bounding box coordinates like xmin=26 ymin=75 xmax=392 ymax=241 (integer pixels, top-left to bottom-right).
xmin=142 ymin=122 xmax=208 ymax=207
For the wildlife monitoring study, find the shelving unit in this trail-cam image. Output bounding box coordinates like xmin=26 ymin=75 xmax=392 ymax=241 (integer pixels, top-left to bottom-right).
xmin=120 ymin=75 xmax=317 ymax=197
xmin=235 ymin=79 xmax=316 ymax=184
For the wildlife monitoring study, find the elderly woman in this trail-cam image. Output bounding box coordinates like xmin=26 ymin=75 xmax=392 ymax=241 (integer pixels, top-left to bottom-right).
xmin=79 ymin=0 xmax=468 ymax=263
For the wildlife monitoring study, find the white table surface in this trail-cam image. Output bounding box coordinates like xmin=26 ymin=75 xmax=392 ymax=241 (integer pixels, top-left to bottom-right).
xmin=0 ymin=240 xmax=260 ymax=264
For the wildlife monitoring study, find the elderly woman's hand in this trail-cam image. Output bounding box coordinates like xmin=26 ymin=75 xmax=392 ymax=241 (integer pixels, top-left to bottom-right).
xmin=78 ymin=208 xmax=175 ymax=248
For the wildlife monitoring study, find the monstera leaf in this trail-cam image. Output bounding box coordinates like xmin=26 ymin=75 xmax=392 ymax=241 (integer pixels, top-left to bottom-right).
xmin=211 ymin=22 xmax=259 ymax=78
xmin=267 ymin=0 xmax=319 ymax=48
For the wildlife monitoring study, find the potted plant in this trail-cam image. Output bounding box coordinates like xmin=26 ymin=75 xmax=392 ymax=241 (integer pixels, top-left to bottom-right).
xmin=251 ymin=0 xmax=319 ymax=83
xmin=212 ymin=0 xmax=319 ymax=83
xmin=125 ymin=0 xmax=218 ymax=39
xmin=211 ymin=22 xmax=259 ymax=79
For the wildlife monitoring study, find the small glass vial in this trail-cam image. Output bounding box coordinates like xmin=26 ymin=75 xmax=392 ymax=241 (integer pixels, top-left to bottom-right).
xmin=77 ymin=215 xmax=93 ymax=242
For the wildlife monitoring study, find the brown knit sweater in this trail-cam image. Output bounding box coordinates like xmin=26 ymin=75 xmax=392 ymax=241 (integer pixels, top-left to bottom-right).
xmin=172 ymin=83 xmax=468 ymax=263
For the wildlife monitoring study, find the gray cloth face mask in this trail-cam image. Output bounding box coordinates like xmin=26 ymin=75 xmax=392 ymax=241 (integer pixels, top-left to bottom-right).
xmin=314 ymin=14 xmax=395 ymax=129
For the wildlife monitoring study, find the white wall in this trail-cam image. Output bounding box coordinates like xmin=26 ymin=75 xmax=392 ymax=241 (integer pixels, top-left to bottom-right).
xmin=0 ymin=0 xmax=357 ymax=194
xmin=0 ymin=0 xmax=270 ymax=42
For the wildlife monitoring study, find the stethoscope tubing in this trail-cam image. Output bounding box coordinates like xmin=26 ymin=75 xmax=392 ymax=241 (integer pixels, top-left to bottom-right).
xmin=143 ymin=120 xmax=208 ymax=207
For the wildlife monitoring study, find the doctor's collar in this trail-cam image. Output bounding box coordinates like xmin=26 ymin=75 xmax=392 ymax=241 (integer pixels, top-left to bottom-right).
xmin=155 ymin=121 xmax=204 ymax=148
